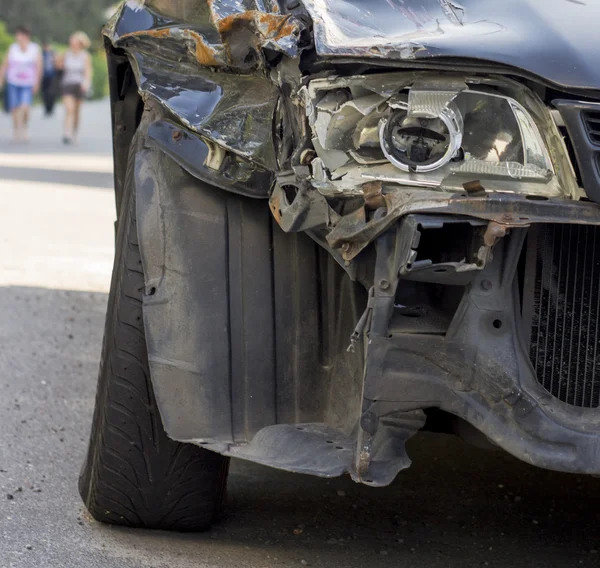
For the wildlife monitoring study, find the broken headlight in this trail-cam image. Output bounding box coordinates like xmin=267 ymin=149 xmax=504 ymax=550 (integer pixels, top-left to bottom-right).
xmin=305 ymin=75 xmax=575 ymax=198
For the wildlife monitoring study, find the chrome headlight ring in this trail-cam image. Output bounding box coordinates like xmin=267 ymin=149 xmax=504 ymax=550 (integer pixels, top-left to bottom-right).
xmin=379 ymin=100 xmax=463 ymax=173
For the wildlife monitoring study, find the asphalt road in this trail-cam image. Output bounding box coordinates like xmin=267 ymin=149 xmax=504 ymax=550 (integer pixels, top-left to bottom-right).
xmin=1 ymin=101 xmax=600 ymax=568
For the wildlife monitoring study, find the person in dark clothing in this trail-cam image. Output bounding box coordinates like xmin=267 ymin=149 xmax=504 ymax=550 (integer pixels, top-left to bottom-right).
xmin=41 ymin=42 xmax=57 ymax=116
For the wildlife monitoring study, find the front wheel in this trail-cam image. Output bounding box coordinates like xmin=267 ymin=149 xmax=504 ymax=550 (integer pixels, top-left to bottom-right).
xmin=79 ymin=135 xmax=229 ymax=531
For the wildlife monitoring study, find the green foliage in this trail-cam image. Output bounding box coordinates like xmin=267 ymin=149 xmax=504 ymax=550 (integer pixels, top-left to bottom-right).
xmin=1 ymin=0 xmax=114 ymax=45
xmin=0 ymin=21 xmax=14 ymax=61
xmin=90 ymin=50 xmax=108 ymax=100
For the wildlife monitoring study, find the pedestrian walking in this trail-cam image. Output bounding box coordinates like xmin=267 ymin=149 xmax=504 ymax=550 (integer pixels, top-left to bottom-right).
xmin=57 ymin=31 xmax=92 ymax=144
xmin=41 ymin=41 xmax=57 ymax=116
xmin=0 ymin=25 xmax=42 ymax=142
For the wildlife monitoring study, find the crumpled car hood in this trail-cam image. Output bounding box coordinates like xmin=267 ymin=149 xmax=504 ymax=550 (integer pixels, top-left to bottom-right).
xmin=302 ymin=0 xmax=600 ymax=93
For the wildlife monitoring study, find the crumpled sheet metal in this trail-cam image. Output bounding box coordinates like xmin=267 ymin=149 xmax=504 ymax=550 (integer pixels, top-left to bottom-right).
xmin=105 ymin=1 xmax=306 ymax=172
xmin=108 ymin=0 xmax=304 ymax=67
xmin=131 ymin=52 xmax=280 ymax=170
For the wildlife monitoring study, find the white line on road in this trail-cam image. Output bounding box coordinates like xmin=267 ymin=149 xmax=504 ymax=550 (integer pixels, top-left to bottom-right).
xmin=0 ymin=153 xmax=114 ymax=173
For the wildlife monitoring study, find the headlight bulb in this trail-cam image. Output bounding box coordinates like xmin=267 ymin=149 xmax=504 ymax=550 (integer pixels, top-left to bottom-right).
xmin=379 ymin=101 xmax=463 ymax=173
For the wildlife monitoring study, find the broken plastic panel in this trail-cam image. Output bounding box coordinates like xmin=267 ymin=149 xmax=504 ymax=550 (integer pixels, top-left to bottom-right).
xmin=396 ymin=215 xmax=489 ymax=286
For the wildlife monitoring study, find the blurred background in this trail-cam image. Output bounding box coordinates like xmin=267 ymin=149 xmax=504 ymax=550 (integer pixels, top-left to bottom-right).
xmin=0 ymin=1 xmax=117 ymax=100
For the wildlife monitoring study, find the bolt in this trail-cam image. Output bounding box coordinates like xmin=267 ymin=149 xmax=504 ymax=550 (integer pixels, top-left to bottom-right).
xmin=501 ymin=213 xmax=513 ymax=222
xmin=481 ymin=279 xmax=493 ymax=291
xmin=360 ymin=411 xmax=379 ymax=434
xmin=379 ymin=279 xmax=391 ymax=291
xmin=172 ymin=130 xmax=183 ymax=142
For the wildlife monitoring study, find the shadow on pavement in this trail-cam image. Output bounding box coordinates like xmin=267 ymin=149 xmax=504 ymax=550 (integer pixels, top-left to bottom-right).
xmin=94 ymin=432 xmax=600 ymax=568
xmin=2 ymin=285 xmax=600 ymax=568
xmin=0 ymin=166 xmax=113 ymax=189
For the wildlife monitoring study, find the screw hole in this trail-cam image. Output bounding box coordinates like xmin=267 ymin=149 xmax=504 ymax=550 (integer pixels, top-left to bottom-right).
xmin=493 ymin=319 xmax=503 ymax=329
xmin=326 ymin=440 xmax=334 ymax=444
xmin=336 ymin=446 xmax=344 ymax=450
xmin=433 ymin=268 xmax=447 ymax=273
xmin=149 ymin=287 xmax=156 ymax=296
xmin=296 ymin=426 xmax=305 ymax=431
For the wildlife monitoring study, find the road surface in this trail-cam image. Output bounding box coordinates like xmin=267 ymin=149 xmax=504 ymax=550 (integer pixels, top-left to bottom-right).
xmin=1 ymin=101 xmax=599 ymax=568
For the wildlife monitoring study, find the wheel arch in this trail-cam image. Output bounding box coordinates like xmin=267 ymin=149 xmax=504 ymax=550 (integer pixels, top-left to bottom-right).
xmin=106 ymin=40 xmax=144 ymax=218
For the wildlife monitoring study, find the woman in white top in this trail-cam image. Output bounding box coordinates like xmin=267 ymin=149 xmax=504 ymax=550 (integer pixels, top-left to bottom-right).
xmin=0 ymin=25 xmax=42 ymax=142
xmin=57 ymin=31 xmax=93 ymax=144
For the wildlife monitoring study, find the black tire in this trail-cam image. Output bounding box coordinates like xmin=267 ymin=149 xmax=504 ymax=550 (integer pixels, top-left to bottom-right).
xmin=79 ymin=135 xmax=229 ymax=531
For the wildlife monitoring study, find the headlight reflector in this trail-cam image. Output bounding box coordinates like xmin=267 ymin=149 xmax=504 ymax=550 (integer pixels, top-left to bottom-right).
xmin=379 ymin=101 xmax=463 ymax=173
xmin=305 ymin=74 xmax=572 ymax=198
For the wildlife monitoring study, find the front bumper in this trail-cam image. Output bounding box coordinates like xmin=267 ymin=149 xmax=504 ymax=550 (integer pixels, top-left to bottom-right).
xmin=137 ymin=130 xmax=600 ymax=484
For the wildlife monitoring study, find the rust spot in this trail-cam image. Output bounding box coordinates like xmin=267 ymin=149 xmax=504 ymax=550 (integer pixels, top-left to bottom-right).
xmin=182 ymin=30 xmax=219 ymax=67
xmin=119 ymin=27 xmax=173 ymax=40
xmin=257 ymin=13 xmax=296 ymax=40
xmin=117 ymin=27 xmax=219 ymax=67
xmin=483 ymin=221 xmax=509 ymax=247
xmin=462 ymin=179 xmax=487 ymax=197
xmin=269 ymin=192 xmax=283 ymax=225
xmin=215 ymin=11 xmax=297 ymax=42
xmin=362 ymin=181 xmax=386 ymax=210
xmin=215 ymin=12 xmax=254 ymax=34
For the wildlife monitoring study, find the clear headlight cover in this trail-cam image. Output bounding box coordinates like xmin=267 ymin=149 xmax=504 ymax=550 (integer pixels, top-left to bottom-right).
xmin=305 ymin=75 xmax=576 ymax=198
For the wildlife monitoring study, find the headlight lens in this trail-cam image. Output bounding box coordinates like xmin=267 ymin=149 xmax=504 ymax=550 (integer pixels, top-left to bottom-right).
xmin=379 ymin=100 xmax=463 ymax=173
xmin=305 ymin=74 xmax=571 ymax=198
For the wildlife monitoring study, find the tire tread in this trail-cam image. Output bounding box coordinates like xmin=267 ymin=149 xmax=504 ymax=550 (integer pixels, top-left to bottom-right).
xmin=79 ymin=134 xmax=229 ymax=531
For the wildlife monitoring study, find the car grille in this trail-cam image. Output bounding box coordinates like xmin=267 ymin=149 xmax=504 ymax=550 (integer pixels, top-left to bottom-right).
xmin=584 ymin=111 xmax=600 ymax=146
xmin=553 ymin=99 xmax=600 ymax=204
xmin=526 ymin=223 xmax=600 ymax=408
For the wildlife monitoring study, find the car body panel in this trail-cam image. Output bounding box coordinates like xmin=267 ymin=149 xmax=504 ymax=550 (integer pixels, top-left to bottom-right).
xmin=303 ymin=0 xmax=600 ymax=93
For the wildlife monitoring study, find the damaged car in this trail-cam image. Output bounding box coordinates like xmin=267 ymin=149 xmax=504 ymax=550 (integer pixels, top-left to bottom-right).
xmin=80 ymin=0 xmax=600 ymax=531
